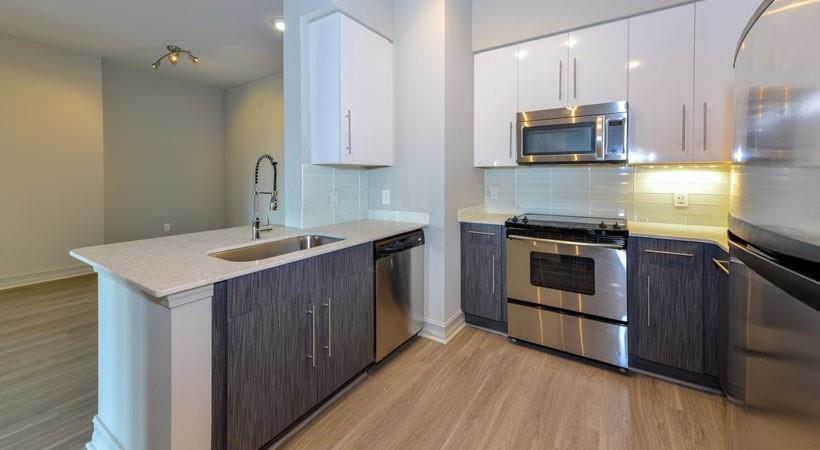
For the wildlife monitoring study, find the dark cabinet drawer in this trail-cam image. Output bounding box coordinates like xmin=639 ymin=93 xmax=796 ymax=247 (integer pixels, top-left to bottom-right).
xmin=461 ymin=222 xmax=506 ymax=330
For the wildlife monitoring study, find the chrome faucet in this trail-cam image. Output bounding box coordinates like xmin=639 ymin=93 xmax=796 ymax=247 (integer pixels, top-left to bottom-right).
xmin=252 ymin=153 xmax=279 ymax=240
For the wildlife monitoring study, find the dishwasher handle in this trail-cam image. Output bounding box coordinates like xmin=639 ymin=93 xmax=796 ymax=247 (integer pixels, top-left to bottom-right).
xmin=374 ymin=229 xmax=425 ymax=259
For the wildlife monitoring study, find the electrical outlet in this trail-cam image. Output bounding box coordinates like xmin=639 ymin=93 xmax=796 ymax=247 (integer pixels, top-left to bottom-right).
xmin=163 ymin=223 xmax=172 ymax=233
xmin=489 ymin=185 xmax=500 ymax=200
xmin=330 ymin=191 xmax=339 ymax=207
xmin=381 ymin=189 xmax=391 ymax=205
xmin=674 ymin=192 xmax=689 ymax=208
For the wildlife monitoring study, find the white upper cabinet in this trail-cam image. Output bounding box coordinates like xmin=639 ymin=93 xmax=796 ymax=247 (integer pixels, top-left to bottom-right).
xmin=518 ymin=34 xmax=568 ymax=112
xmin=628 ymin=4 xmax=695 ymax=164
xmin=309 ymin=13 xmax=393 ymax=166
xmin=568 ymin=20 xmax=628 ymax=106
xmin=693 ymin=0 xmax=761 ymax=162
xmin=475 ymin=45 xmax=519 ymax=167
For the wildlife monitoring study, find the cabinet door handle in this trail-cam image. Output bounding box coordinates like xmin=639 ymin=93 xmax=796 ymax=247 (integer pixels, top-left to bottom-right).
xmin=646 ymin=276 xmax=652 ymax=328
xmin=509 ymin=121 xmax=513 ymax=159
xmin=703 ymin=102 xmax=708 ymax=152
xmin=468 ymin=230 xmax=494 ymax=236
xmin=491 ymin=253 xmax=496 ymax=294
xmin=307 ymin=305 xmax=316 ymax=368
xmin=558 ymin=60 xmax=563 ymax=100
xmin=644 ymin=249 xmax=694 ymax=257
xmin=573 ymin=58 xmax=577 ymax=99
xmin=346 ymin=110 xmax=352 ymax=155
xmin=323 ymin=298 xmax=332 ymax=358
xmin=712 ymin=258 xmax=729 ymax=275
xmin=681 ymin=104 xmax=687 ymax=152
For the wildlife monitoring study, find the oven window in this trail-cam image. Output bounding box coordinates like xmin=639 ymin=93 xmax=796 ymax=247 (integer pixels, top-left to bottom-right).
xmin=530 ymin=252 xmax=596 ymax=295
xmin=522 ymin=122 xmax=596 ymax=156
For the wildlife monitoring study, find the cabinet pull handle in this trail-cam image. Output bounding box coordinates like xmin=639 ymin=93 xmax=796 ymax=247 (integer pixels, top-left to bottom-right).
xmin=307 ymin=305 xmax=316 ymax=368
xmin=644 ymin=249 xmax=694 ymax=257
xmin=647 ymin=276 xmax=652 ymax=328
xmin=323 ymin=298 xmax=332 ymax=358
xmin=468 ymin=230 xmax=495 ymax=236
xmin=558 ymin=60 xmax=563 ymax=100
xmin=703 ymin=102 xmax=708 ymax=152
xmin=509 ymin=121 xmax=513 ymax=159
xmin=491 ymin=254 xmax=496 ymax=294
xmin=573 ymin=58 xmax=577 ymax=99
xmin=712 ymin=258 xmax=730 ymax=275
xmin=681 ymin=104 xmax=687 ymax=152
xmin=346 ymin=110 xmax=352 ymax=155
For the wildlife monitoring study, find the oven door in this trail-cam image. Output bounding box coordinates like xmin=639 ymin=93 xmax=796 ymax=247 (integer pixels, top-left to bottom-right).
xmin=517 ymin=115 xmax=605 ymax=164
xmin=506 ymin=235 xmax=627 ymax=322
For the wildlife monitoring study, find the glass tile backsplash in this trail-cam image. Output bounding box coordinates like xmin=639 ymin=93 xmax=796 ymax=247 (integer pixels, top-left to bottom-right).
xmin=302 ymin=164 xmax=368 ymax=228
xmin=485 ymin=164 xmax=730 ymax=227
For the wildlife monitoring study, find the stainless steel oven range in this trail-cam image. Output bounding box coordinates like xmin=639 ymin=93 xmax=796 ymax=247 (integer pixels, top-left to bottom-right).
xmin=505 ymin=214 xmax=628 ymax=368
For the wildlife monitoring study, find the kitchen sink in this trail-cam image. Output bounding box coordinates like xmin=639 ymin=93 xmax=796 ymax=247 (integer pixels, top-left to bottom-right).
xmin=210 ymin=235 xmax=345 ymax=262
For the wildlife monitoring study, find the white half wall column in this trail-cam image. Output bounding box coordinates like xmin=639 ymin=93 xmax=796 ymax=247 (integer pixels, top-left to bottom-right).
xmin=87 ymin=271 xmax=213 ymax=450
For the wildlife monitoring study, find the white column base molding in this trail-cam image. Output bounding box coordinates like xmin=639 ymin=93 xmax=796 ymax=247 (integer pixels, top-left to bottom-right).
xmin=86 ymin=415 xmax=124 ymax=450
xmin=419 ymin=310 xmax=466 ymax=344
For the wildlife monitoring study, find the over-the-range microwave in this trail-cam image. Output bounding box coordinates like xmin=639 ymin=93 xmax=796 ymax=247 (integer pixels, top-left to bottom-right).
xmin=517 ymin=101 xmax=627 ymax=164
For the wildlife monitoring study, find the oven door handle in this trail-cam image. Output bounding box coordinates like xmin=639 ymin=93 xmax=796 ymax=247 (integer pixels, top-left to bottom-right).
xmin=507 ymin=234 xmax=624 ymax=249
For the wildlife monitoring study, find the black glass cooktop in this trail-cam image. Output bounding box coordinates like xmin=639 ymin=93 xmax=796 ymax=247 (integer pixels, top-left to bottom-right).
xmin=506 ymin=214 xmax=629 ymax=244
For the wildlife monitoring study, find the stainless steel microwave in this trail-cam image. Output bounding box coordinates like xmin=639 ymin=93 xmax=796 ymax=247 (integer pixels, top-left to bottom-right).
xmin=517 ymin=101 xmax=628 ymax=164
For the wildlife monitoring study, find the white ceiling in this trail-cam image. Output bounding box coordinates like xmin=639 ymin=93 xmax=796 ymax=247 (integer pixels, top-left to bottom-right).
xmin=0 ymin=0 xmax=284 ymax=88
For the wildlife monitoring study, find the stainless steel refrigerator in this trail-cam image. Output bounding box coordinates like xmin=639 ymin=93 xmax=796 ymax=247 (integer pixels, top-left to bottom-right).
xmin=725 ymin=1 xmax=820 ymax=448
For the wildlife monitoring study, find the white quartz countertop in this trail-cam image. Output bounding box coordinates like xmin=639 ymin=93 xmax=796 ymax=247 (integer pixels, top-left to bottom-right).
xmin=458 ymin=213 xmax=727 ymax=251
xmin=70 ymin=220 xmax=426 ymax=298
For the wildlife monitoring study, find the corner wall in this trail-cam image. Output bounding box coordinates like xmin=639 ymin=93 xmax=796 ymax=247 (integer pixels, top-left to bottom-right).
xmin=0 ymin=33 xmax=104 ymax=288
xmin=225 ymin=74 xmax=285 ymax=227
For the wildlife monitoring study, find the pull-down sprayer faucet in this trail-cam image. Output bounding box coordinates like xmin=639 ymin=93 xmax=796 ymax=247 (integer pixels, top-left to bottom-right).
xmin=252 ymin=153 xmax=278 ymax=240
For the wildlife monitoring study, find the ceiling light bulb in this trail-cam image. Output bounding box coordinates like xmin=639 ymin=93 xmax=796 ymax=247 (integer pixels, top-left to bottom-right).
xmin=169 ymin=52 xmax=180 ymax=65
xmin=190 ymin=54 xmax=199 ymax=64
xmin=273 ymin=18 xmax=286 ymax=32
xmin=152 ymin=62 xmax=160 ymax=70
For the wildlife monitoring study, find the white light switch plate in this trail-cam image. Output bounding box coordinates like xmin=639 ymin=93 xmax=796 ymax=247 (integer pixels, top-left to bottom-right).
xmin=163 ymin=223 xmax=172 ymax=233
xmin=330 ymin=191 xmax=339 ymax=207
xmin=381 ymin=189 xmax=390 ymax=205
xmin=489 ymin=185 xmax=500 ymax=200
xmin=674 ymin=192 xmax=689 ymax=208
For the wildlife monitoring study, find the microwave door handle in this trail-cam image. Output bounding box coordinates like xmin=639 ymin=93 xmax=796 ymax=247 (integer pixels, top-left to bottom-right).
xmin=596 ymin=116 xmax=606 ymax=161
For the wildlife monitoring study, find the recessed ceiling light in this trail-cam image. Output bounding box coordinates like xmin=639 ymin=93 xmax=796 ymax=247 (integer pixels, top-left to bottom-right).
xmin=272 ymin=18 xmax=286 ymax=32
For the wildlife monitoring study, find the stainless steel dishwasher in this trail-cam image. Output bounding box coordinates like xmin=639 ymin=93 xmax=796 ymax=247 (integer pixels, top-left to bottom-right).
xmin=374 ymin=229 xmax=425 ymax=362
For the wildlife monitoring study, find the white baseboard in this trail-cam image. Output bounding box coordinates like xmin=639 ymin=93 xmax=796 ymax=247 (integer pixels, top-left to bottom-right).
xmin=0 ymin=265 xmax=93 ymax=291
xmin=86 ymin=415 xmax=124 ymax=450
xmin=419 ymin=310 xmax=466 ymax=344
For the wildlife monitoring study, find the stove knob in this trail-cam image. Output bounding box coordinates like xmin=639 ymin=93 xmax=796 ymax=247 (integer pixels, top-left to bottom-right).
xmin=612 ymin=222 xmax=621 ymax=230
xmin=522 ymin=216 xmax=529 ymax=224
xmin=599 ymin=221 xmax=607 ymax=229
xmin=511 ymin=216 xmax=519 ymax=223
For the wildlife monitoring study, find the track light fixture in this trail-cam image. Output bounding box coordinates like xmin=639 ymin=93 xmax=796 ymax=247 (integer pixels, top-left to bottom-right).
xmin=151 ymin=45 xmax=198 ymax=70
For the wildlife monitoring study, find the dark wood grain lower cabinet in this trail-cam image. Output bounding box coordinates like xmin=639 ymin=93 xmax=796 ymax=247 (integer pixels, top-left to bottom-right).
xmin=703 ymin=245 xmax=728 ymax=377
xmin=461 ymin=223 xmax=506 ymax=330
xmin=227 ymin=291 xmax=317 ymax=450
xmin=317 ymin=269 xmax=374 ymax=399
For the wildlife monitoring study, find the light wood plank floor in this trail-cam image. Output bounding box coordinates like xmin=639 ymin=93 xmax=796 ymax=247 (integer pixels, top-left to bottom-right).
xmin=282 ymin=327 xmax=728 ymax=450
xmin=0 ymin=275 xmax=97 ymax=450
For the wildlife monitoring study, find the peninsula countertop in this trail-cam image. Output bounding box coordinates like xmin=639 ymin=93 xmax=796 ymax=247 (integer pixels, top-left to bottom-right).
xmin=70 ymin=219 xmax=426 ymax=298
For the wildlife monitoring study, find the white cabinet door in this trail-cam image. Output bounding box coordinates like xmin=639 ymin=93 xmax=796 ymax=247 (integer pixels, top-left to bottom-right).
xmin=568 ymin=20 xmax=628 ymax=107
xmin=340 ymin=15 xmax=393 ymax=166
xmin=693 ymin=0 xmax=760 ymax=162
xmin=474 ymin=46 xmax=518 ymax=167
xmin=628 ymin=5 xmax=695 ymax=164
xmin=518 ymin=34 xmax=568 ymax=112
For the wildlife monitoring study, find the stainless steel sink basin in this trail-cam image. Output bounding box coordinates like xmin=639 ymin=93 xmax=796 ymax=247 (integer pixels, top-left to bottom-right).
xmin=210 ymin=234 xmax=345 ymax=262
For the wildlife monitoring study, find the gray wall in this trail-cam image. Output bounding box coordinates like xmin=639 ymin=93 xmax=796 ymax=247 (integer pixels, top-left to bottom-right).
xmin=472 ymin=0 xmax=691 ymax=51
xmin=225 ymin=74 xmax=285 ymax=227
xmin=0 ymin=33 xmax=104 ymax=286
xmin=102 ymin=61 xmax=227 ymax=243
xmin=443 ymin=0 xmax=483 ymax=321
